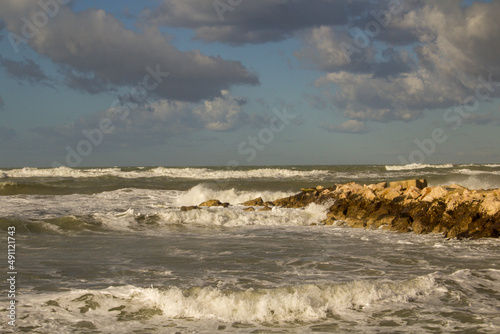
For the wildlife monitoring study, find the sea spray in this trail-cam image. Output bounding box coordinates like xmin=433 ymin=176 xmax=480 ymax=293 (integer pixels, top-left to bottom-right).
xmin=19 ymin=275 xmax=440 ymax=326
xmin=173 ymin=183 xmax=294 ymax=207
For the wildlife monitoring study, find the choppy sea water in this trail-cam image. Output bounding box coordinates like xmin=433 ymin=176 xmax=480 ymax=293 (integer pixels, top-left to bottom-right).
xmin=1 ymin=164 xmax=500 ymax=333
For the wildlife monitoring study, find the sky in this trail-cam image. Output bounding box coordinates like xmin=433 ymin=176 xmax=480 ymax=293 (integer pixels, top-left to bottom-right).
xmin=0 ymin=0 xmax=499 ymax=168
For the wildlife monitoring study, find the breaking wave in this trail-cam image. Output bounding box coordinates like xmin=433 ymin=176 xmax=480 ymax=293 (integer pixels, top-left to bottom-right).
xmin=172 ymin=183 xmax=294 ymax=207
xmin=21 ymin=274 xmax=439 ymax=328
xmin=385 ymin=164 xmax=454 ymax=171
xmin=1 ymin=202 xmax=330 ymax=234
xmin=0 ymin=166 xmax=331 ymax=180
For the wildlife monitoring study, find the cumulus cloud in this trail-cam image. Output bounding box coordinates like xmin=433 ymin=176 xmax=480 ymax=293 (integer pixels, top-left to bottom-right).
xmin=314 ymin=69 xmax=461 ymax=122
xmin=0 ymin=1 xmax=258 ymax=101
xmin=294 ymin=27 xmax=376 ymax=74
xmin=297 ymin=0 xmax=500 ymax=123
xmin=140 ymin=0 xmax=366 ymax=45
xmin=321 ymin=120 xmax=370 ymax=134
xmin=407 ymin=0 xmax=500 ymax=77
xmin=193 ymin=90 xmax=246 ymax=131
xmin=3 ymin=0 xmax=500 ymax=147
xmin=32 ymin=91 xmax=254 ymax=148
xmin=303 ymin=93 xmax=329 ymax=111
xmin=138 ymin=0 xmax=500 ymax=126
xmin=295 ymin=27 xmax=416 ymax=78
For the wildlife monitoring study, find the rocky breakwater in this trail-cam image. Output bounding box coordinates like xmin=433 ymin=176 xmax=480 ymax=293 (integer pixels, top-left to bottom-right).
xmin=270 ymin=180 xmax=500 ymax=239
xmin=184 ymin=179 xmax=500 ymax=239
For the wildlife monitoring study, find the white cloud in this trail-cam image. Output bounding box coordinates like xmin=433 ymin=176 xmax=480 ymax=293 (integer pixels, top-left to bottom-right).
xmin=298 ymin=0 xmax=500 ymax=123
xmin=32 ymin=91 xmax=251 ymax=148
xmin=194 ymin=90 xmax=245 ymax=131
xmin=295 ymin=26 xmax=376 ymax=73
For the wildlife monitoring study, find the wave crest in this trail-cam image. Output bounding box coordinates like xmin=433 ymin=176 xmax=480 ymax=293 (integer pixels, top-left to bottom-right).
xmin=385 ymin=164 xmax=454 ymax=171
xmin=173 ymin=183 xmax=294 ymax=206
xmin=25 ymin=275 xmax=438 ymax=325
xmin=1 ymin=167 xmax=331 ymax=180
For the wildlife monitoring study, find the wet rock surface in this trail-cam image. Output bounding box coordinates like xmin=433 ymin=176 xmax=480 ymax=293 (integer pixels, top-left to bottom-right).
xmin=199 ymin=199 xmax=230 ymax=208
xmin=270 ymin=179 xmax=500 ymax=239
xmin=195 ymin=180 xmax=499 ymax=239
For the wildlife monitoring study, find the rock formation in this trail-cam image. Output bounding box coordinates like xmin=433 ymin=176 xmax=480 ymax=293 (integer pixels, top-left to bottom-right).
xmin=388 ymin=179 xmax=427 ymax=190
xmin=199 ymin=199 xmax=230 ymax=208
xmin=180 ymin=206 xmax=199 ymax=212
xmin=270 ymin=180 xmax=500 ymax=239
xmin=241 ymin=197 xmax=265 ymax=206
xmin=193 ymin=180 xmax=500 ymax=239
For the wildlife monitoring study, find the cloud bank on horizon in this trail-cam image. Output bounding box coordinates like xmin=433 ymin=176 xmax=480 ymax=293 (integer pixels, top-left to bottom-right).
xmin=0 ymin=0 xmax=499 ymax=166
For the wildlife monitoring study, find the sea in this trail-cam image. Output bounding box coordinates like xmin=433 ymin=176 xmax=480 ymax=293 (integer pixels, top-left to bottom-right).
xmin=1 ymin=164 xmax=500 ymax=333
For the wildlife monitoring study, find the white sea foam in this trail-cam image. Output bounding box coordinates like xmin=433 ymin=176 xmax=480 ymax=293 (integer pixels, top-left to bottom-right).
xmin=0 ymin=185 xmax=299 ymax=224
xmin=453 ymin=176 xmax=500 ymax=190
xmin=164 ymin=188 xmax=328 ymax=229
xmin=0 ymin=183 xmax=326 ymax=231
xmin=2 ymin=166 xmax=122 ymax=178
xmin=454 ymin=168 xmax=500 ymax=176
xmin=173 ymin=183 xmax=294 ymax=207
xmin=0 ymin=188 xmax=178 ymax=220
xmin=430 ymin=170 xmax=500 ymax=189
xmin=457 ymin=164 xmax=500 ymax=168
xmin=157 ymin=276 xmax=437 ymax=322
xmin=18 ymin=275 xmax=438 ymax=331
xmin=2 ymin=166 xmax=331 ymax=180
xmin=385 ymin=163 xmax=454 ymax=171
xmin=92 ymin=202 xmax=330 ymax=230
xmin=94 ymin=208 xmax=139 ymax=231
